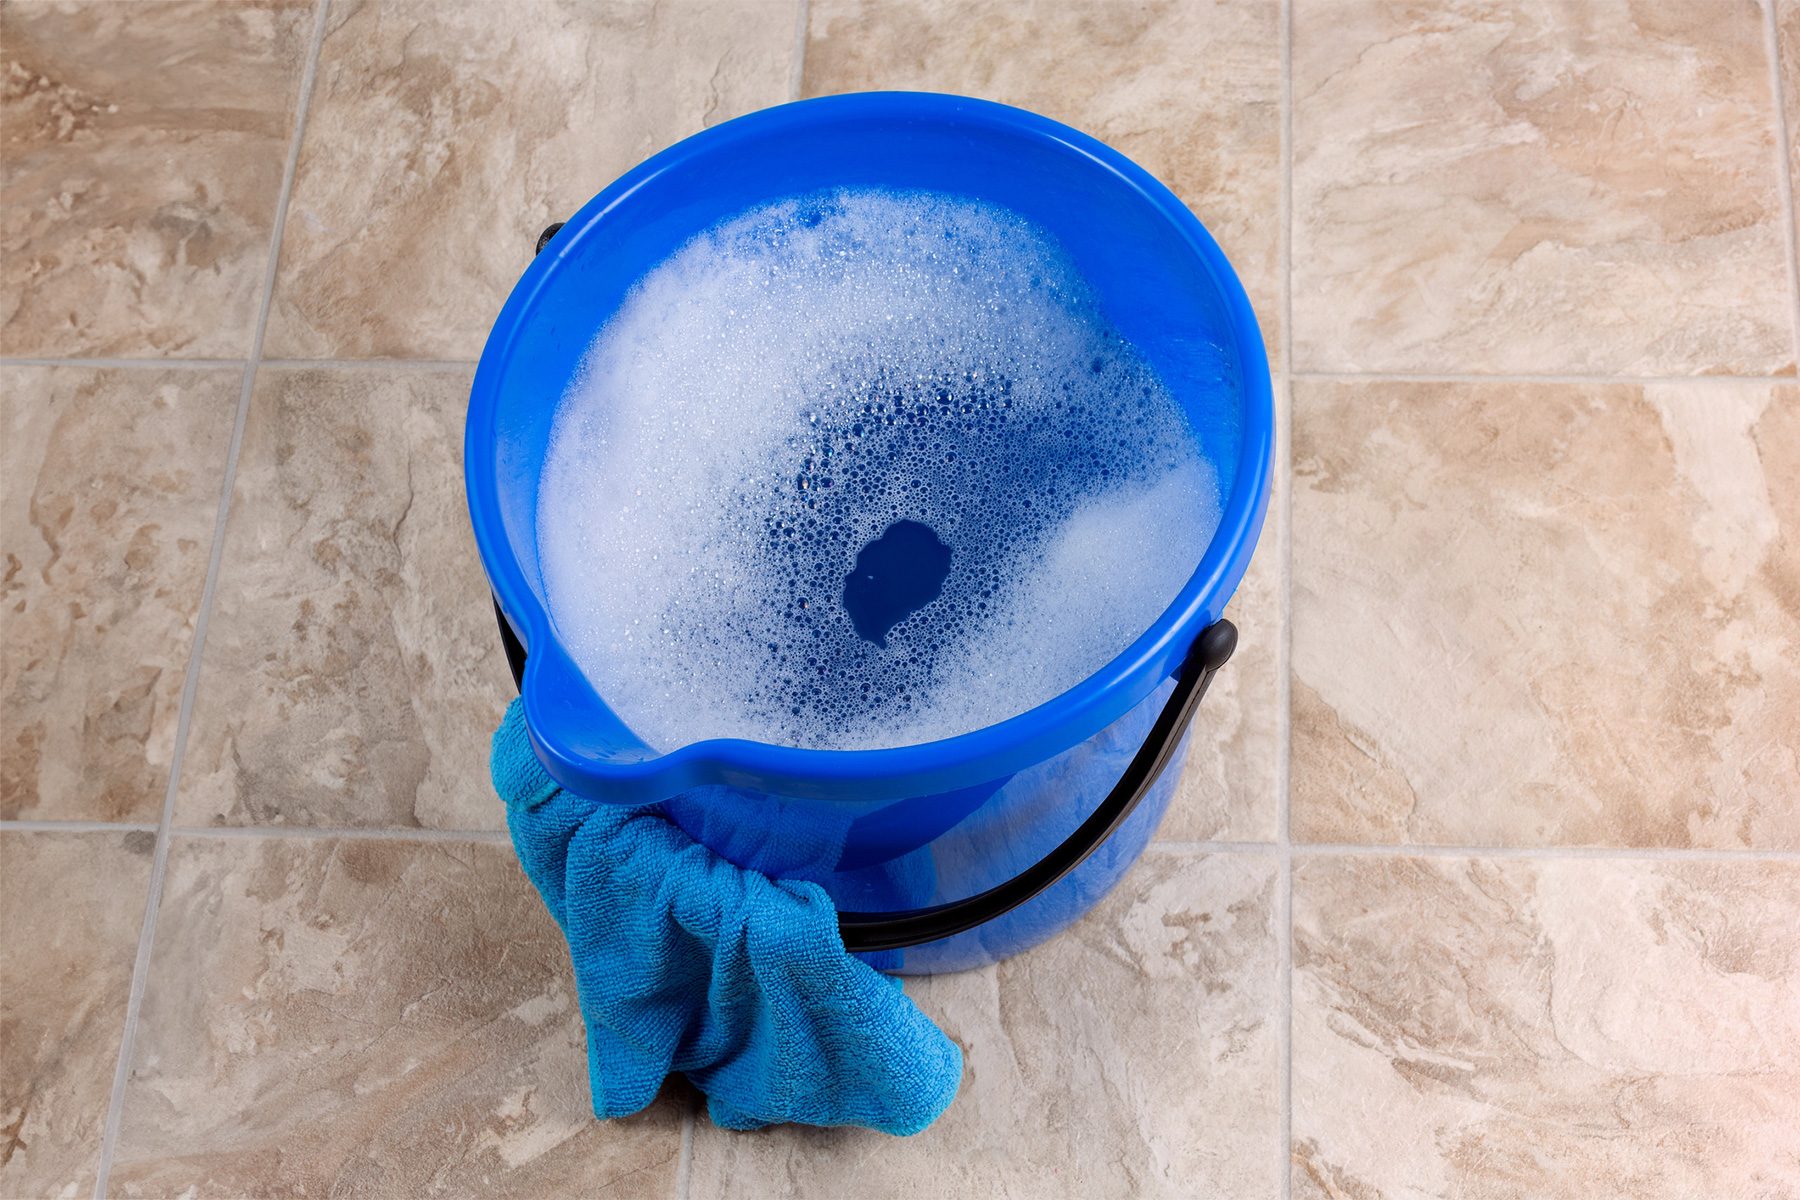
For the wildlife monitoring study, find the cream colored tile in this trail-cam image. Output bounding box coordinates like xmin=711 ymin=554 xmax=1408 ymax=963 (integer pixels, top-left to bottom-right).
xmin=0 ymin=0 xmax=312 ymax=357
xmin=804 ymin=0 xmax=1283 ymax=368
xmin=1292 ymin=854 xmax=1800 ymax=1199
xmin=263 ymin=0 xmax=797 ymax=360
xmin=175 ymin=368 xmax=514 ymax=830
xmin=1165 ymin=382 xmax=1285 ymax=843
xmin=1781 ymin=0 xmax=1800 ymax=281
xmin=689 ymin=852 xmax=1281 ymax=1199
xmin=1292 ymin=0 xmax=1792 ymax=375
xmin=110 ymin=835 xmax=683 ymax=1197
xmin=0 ymin=829 xmax=155 ymax=1198
xmin=1291 ymin=380 xmax=1800 ymax=848
xmin=2 ymin=367 xmax=238 ymax=822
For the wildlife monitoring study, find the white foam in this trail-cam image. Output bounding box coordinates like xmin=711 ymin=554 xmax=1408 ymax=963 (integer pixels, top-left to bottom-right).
xmin=537 ymin=190 xmax=1221 ymax=751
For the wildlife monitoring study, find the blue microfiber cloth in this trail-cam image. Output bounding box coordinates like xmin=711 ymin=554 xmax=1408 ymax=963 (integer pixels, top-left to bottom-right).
xmin=491 ymin=699 xmax=963 ymax=1135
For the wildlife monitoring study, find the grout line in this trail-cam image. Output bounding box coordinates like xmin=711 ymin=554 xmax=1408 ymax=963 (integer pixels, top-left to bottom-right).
xmin=0 ymin=357 xmax=242 ymax=370
xmin=1276 ymin=483 xmax=1294 ymax=1197
xmin=1277 ymin=846 xmax=1293 ymax=1198
xmin=674 ymin=1105 xmax=696 ymax=1200
xmin=1157 ymin=840 xmax=1800 ymax=863
xmin=1288 ymin=370 xmax=1795 ymax=387
xmin=1277 ymin=433 xmax=1294 ymax=821
xmin=15 ymin=819 xmax=1778 ymax=861
xmin=0 ymin=356 xmax=479 ymax=371
xmin=1279 ymin=0 xmax=1295 ymax=1194
xmin=0 ymin=820 xmax=158 ymax=835
xmin=788 ymin=0 xmax=810 ymax=103
xmin=1279 ymin=11 xmax=1294 ymax=378
xmin=1294 ymin=841 xmax=1800 ymax=863
xmin=167 ymin=824 xmax=511 ymax=845
xmin=91 ymin=4 xmax=332 ymax=1194
xmin=258 ymin=357 xmax=479 ymax=371
xmin=1764 ymin=0 xmax=1800 ymax=370
xmin=1147 ymin=839 xmax=1281 ymax=855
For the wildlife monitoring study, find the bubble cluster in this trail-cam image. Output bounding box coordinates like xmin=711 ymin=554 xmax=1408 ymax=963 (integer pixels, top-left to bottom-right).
xmin=537 ymin=190 xmax=1221 ymax=751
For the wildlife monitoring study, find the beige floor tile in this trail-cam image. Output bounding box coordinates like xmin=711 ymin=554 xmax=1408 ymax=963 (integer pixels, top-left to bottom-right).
xmin=175 ymin=368 xmax=514 ymax=830
xmin=1781 ymin=0 xmax=1800 ymax=278
xmin=0 ymin=0 xmax=312 ymax=357
xmin=262 ymin=0 xmax=797 ymax=360
xmin=1291 ymin=380 xmax=1800 ymax=848
xmin=1165 ymin=382 xmax=1286 ymax=843
xmin=803 ymin=0 xmax=1283 ymax=369
xmin=2 ymin=367 xmax=238 ymax=822
xmin=109 ymin=834 xmax=683 ymax=1198
xmin=690 ymin=851 xmax=1281 ymax=1199
xmin=1 ymin=829 xmax=155 ymax=1198
xmin=1292 ymin=0 xmax=1792 ymax=375
xmin=1292 ymin=854 xmax=1800 ymax=1199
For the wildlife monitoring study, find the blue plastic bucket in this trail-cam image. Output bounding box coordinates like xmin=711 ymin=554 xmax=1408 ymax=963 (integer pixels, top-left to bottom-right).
xmin=466 ymin=92 xmax=1272 ymax=973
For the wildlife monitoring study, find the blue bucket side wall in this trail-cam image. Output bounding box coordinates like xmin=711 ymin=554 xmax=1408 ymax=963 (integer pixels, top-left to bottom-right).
xmin=656 ymin=673 xmax=1184 ymax=972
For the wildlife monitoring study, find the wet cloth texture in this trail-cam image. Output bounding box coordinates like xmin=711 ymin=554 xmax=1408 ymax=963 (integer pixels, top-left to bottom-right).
xmin=491 ymin=699 xmax=964 ymax=1135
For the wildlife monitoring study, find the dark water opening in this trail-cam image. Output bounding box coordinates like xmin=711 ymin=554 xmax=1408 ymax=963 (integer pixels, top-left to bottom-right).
xmin=842 ymin=520 xmax=953 ymax=647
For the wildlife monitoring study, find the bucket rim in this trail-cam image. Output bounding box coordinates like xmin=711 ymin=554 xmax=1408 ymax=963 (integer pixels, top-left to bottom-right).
xmin=466 ymin=90 xmax=1274 ymax=805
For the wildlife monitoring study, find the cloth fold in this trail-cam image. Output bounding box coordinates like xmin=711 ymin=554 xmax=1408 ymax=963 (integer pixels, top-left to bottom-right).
xmin=492 ymin=699 xmax=963 ymax=1135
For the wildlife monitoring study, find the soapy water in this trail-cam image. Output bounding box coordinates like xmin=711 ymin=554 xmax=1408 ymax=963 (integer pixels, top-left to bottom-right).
xmin=537 ymin=189 xmax=1221 ymax=751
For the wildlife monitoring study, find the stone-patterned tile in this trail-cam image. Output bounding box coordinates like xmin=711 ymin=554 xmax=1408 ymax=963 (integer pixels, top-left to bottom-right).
xmin=0 ymin=0 xmax=312 ymax=357
xmin=1291 ymin=380 xmax=1800 ymax=849
xmin=1292 ymin=0 xmax=1792 ymax=375
xmin=110 ymin=834 xmax=683 ymax=1198
xmin=263 ymin=0 xmax=797 ymax=360
xmin=690 ymin=852 xmax=1281 ymax=1199
xmin=175 ymin=368 xmax=513 ymax=830
xmin=1 ymin=829 xmax=155 ymax=1198
xmin=1166 ymin=382 xmax=1286 ymax=843
xmin=1781 ymin=0 xmax=1800 ymax=283
xmin=804 ymin=0 xmax=1283 ymax=368
xmin=2 ymin=367 xmax=238 ymax=823
xmin=1292 ymin=854 xmax=1800 ymax=1199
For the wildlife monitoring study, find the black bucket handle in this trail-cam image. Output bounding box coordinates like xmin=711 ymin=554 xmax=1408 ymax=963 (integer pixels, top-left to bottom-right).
xmin=499 ymin=221 xmax=1237 ymax=952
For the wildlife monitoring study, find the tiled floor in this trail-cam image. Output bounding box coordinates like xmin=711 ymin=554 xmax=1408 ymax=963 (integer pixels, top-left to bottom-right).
xmin=2 ymin=1 xmax=1797 ymax=1198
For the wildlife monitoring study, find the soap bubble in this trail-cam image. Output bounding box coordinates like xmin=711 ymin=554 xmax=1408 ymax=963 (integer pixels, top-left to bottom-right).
xmin=538 ymin=190 xmax=1221 ymax=751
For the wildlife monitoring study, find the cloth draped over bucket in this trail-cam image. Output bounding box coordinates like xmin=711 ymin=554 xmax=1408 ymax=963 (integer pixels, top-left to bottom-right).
xmin=490 ymin=699 xmax=964 ymax=1135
